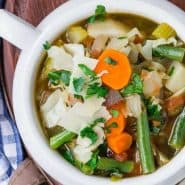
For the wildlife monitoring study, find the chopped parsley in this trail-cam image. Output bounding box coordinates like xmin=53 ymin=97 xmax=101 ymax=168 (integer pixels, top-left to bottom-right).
xmin=105 ymin=57 xmax=117 ymax=66
xmin=91 ymin=117 xmax=106 ymax=127
xmin=80 ymin=127 xmax=98 ymax=144
xmin=86 ymin=152 xmax=98 ymax=170
xmin=169 ymin=66 xmax=175 ymax=76
xmin=145 ymin=98 xmax=164 ymax=134
xmin=61 ymin=150 xmax=74 ymax=164
xmin=86 ymin=82 xmax=108 ymax=98
xmin=73 ymin=77 xmax=86 ymax=93
xmin=78 ymin=64 xmax=97 ymax=79
xmin=43 ymin=41 xmax=51 ymax=50
xmin=105 ymin=122 xmax=118 ymax=134
xmin=121 ymin=73 xmax=143 ymax=96
xmin=110 ymin=109 xmax=119 ymax=118
xmin=48 ymin=70 xmax=71 ymax=86
xmin=87 ymin=5 xmax=107 ymax=23
xmin=118 ymin=36 xmax=127 ymax=40
xmin=145 ymin=99 xmax=162 ymax=121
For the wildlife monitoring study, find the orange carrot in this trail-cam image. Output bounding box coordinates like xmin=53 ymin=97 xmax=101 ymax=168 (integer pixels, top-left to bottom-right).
xmin=95 ymin=49 xmax=132 ymax=90
xmin=105 ymin=112 xmax=125 ymax=137
xmin=107 ymin=133 xmax=133 ymax=154
xmin=105 ymin=101 xmax=126 ymax=137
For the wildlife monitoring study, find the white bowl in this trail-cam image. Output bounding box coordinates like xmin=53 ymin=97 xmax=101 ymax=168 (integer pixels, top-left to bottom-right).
xmin=0 ymin=0 xmax=185 ymax=184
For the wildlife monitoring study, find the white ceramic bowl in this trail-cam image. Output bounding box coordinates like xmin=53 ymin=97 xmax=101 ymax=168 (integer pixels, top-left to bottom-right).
xmin=0 ymin=0 xmax=185 ymax=184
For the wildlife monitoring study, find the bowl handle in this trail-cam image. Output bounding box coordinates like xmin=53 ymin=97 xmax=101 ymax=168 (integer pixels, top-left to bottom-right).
xmin=0 ymin=9 xmax=40 ymax=50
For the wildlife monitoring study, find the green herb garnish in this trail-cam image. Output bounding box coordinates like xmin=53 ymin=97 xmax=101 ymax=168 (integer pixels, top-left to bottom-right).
xmin=121 ymin=73 xmax=143 ymax=96
xmin=86 ymin=152 xmax=98 ymax=170
xmin=73 ymin=77 xmax=86 ymax=93
xmin=110 ymin=109 xmax=119 ymax=118
xmin=169 ymin=66 xmax=175 ymax=76
xmin=105 ymin=122 xmax=118 ymax=134
xmin=91 ymin=117 xmax=106 ymax=127
xmin=87 ymin=5 xmax=107 ymax=23
xmin=61 ymin=150 xmax=74 ymax=164
xmin=145 ymin=99 xmax=162 ymax=121
xmin=43 ymin=41 xmax=51 ymax=50
xmin=118 ymin=36 xmax=127 ymax=40
xmin=105 ymin=57 xmax=117 ymax=66
xmin=74 ymin=94 xmax=84 ymax=102
xmin=86 ymin=82 xmax=108 ymax=98
xmin=80 ymin=127 xmax=98 ymax=144
xmin=145 ymin=98 xmax=164 ymax=134
xmin=78 ymin=64 xmax=97 ymax=79
xmin=48 ymin=70 xmax=71 ymax=86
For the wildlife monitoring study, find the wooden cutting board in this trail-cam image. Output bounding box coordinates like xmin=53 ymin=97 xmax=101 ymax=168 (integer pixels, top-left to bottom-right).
xmin=2 ymin=0 xmax=185 ymax=110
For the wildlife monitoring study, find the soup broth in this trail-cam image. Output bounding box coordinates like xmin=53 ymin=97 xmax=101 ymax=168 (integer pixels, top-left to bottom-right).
xmin=35 ymin=6 xmax=185 ymax=179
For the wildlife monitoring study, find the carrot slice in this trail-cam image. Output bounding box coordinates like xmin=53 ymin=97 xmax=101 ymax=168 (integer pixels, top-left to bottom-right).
xmin=105 ymin=111 xmax=126 ymax=137
xmin=107 ymin=133 xmax=133 ymax=154
xmin=95 ymin=49 xmax=132 ymax=90
xmin=105 ymin=101 xmax=126 ymax=136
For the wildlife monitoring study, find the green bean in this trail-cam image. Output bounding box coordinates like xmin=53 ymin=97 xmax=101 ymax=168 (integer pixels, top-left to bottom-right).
xmin=96 ymin=157 xmax=134 ymax=173
xmin=137 ymin=111 xmax=155 ymax=174
xmin=50 ymin=130 xmax=76 ymax=149
xmin=152 ymin=45 xmax=185 ymax=62
xmin=168 ymin=107 xmax=185 ymax=150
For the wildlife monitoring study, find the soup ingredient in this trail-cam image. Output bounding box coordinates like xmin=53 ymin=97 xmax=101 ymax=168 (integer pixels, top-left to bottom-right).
xmin=86 ymin=83 xmax=108 ymax=98
xmin=152 ymin=45 xmax=185 ymax=62
xmin=43 ymin=41 xmax=51 ymax=50
xmin=165 ymin=87 xmax=185 ymax=116
xmin=95 ymin=49 xmax=132 ymax=90
xmin=168 ymin=66 xmax=175 ymax=76
xmin=66 ymin=26 xmax=88 ymax=43
xmin=141 ymin=70 xmax=162 ymax=97
xmin=73 ymin=77 xmax=86 ymax=93
xmin=57 ymin=97 xmax=110 ymax=133
xmin=105 ymin=111 xmax=125 ymax=136
xmin=145 ymin=97 xmax=164 ymax=134
xmin=110 ymin=109 xmax=119 ymax=118
xmin=168 ymin=107 xmax=185 ymax=150
xmin=87 ymin=19 xmax=129 ymax=38
xmin=90 ymin=35 xmax=108 ymax=58
xmin=74 ymin=126 xmax=105 ymax=163
xmin=48 ymin=70 xmax=71 ymax=86
xmin=137 ymin=110 xmax=155 ymax=174
xmin=104 ymin=57 xmax=117 ymax=65
xmin=50 ymin=130 xmax=76 ymax=149
xmin=152 ymin=23 xmax=176 ymax=39
xmin=61 ymin=149 xmax=75 ymax=164
xmin=87 ymin=5 xmax=107 ymax=23
xmin=41 ymin=89 xmax=68 ymax=128
xmin=107 ymin=133 xmax=133 ymax=154
xmin=96 ymin=157 xmax=134 ymax=173
xmin=125 ymin=94 xmax=142 ymax=118
xmin=165 ymin=61 xmax=185 ymax=93
xmin=64 ymin=44 xmax=84 ymax=56
xmin=47 ymin=46 xmax=73 ymax=71
xmin=78 ymin=64 xmax=97 ymax=79
xmin=106 ymin=37 xmax=128 ymax=51
xmin=121 ymin=73 xmax=143 ymax=96
xmin=104 ymin=90 xmax=123 ymax=108
xmin=68 ymin=55 xmax=98 ymax=96
xmin=80 ymin=127 xmax=98 ymax=144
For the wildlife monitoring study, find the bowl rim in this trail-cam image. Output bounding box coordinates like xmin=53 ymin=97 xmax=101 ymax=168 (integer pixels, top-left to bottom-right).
xmin=13 ymin=0 xmax=185 ymax=185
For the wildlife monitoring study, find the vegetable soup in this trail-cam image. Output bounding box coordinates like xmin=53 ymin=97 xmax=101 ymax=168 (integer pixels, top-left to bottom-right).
xmin=35 ymin=5 xmax=185 ymax=179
